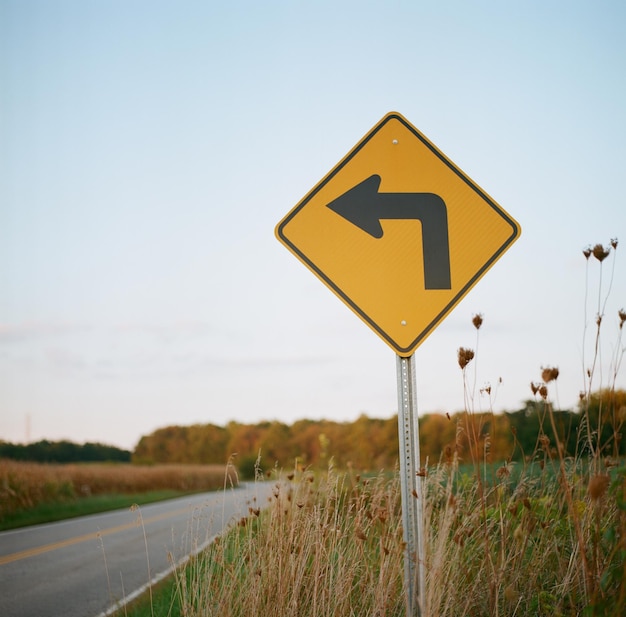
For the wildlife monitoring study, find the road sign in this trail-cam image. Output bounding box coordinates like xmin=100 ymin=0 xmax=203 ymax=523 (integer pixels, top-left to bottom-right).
xmin=275 ymin=111 xmax=521 ymax=356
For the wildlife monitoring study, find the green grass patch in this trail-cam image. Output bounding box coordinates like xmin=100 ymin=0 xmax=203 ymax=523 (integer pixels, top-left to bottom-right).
xmin=111 ymin=572 xmax=181 ymax=617
xmin=0 ymin=490 xmax=197 ymax=531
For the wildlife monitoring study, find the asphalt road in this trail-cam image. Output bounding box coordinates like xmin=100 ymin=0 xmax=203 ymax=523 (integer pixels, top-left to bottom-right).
xmin=0 ymin=482 xmax=275 ymax=617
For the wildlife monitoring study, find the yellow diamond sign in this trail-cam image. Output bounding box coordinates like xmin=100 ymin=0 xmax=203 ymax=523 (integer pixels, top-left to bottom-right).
xmin=275 ymin=112 xmax=521 ymax=356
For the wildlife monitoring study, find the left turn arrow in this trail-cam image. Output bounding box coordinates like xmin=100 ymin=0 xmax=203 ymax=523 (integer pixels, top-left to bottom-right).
xmin=326 ymin=174 xmax=452 ymax=290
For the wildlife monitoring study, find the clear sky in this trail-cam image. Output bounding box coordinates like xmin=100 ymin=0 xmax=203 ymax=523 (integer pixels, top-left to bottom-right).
xmin=1 ymin=1 xmax=625 ymax=451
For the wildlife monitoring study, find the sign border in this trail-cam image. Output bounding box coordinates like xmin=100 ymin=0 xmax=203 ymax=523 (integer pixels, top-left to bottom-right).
xmin=275 ymin=112 xmax=521 ymax=356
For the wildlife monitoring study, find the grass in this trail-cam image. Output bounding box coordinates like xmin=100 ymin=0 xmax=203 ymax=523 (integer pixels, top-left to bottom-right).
xmin=0 ymin=461 xmax=234 ymax=529
xmin=0 ymin=489 xmax=198 ymax=531
xmin=114 ymin=453 xmax=625 ymax=617
xmin=113 ymin=467 xmax=405 ymax=617
xmin=114 ymin=238 xmax=626 ymax=616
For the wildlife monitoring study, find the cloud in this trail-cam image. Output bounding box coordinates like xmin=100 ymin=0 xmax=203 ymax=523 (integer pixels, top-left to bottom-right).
xmin=44 ymin=346 xmax=87 ymax=374
xmin=0 ymin=321 xmax=93 ymax=343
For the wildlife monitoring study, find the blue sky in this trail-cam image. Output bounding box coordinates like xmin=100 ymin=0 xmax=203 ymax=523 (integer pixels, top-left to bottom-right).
xmin=1 ymin=1 xmax=625 ymax=451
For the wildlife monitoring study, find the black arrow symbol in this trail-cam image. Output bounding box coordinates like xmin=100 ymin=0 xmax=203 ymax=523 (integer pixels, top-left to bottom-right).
xmin=326 ymin=174 xmax=452 ymax=290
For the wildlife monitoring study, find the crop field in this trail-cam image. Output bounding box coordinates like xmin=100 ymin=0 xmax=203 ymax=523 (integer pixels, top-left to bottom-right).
xmin=0 ymin=461 xmax=234 ymax=526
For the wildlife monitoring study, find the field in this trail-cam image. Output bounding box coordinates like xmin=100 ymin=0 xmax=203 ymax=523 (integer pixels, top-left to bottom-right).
xmin=0 ymin=461 xmax=234 ymax=529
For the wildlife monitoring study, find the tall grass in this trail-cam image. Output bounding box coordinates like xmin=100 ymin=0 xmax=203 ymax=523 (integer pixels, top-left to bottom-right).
xmin=151 ymin=454 xmax=622 ymax=617
xmin=151 ymin=239 xmax=625 ymax=617
xmin=168 ymin=466 xmax=404 ymax=617
xmin=0 ymin=461 xmax=233 ymax=520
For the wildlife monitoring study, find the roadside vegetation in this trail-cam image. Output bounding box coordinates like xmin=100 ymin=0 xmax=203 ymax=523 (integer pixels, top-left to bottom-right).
xmin=118 ymin=452 xmax=625 ymax=617
xmin=114 ymin=239 xmax=625 ymax=616
xmin=2 ymin=240 xmax=623 ymax=614
xmin=0 ymin=462 xmax=234 ymax=530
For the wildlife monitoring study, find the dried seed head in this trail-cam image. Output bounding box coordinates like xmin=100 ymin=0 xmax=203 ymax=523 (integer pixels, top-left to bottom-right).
xmin=592 ymin=243 xmax=610 ymax=262
xmin=457 ymin=347 xmax=475 ymax=369
xmin=579 ymin=391 xmax=586 ymax=401
xmin=596 ymin=314 xmax=602 ymax=327
xmin=539 ymin=385 xmax=548 ymax=400
xmin=541 ymin=366 xmax=559 ymax=383
xmin=472 ymin=313 xmax=483 ymax=330
xmin=588 ymin=474 xmax=609 ymax=501
xmin=530 ymin=382 xmax=540 ymax=396
xmin=496 ymin=463 xmax=511 ymax=479
xmin=583 ymin=246 xmax=592 ymax=260
xmin=611 ymin=237 xmax=618 ymax=249
xmin=618 ymin=308 xmax=626 ymax=329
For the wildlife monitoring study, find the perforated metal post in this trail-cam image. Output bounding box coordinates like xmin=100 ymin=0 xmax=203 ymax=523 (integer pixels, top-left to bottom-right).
xmin=397 ymin=354 xmax=425 ymax=617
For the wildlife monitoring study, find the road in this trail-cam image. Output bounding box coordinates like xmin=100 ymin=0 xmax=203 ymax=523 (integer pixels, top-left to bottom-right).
xmin=0 ymin=482 xmax=275 ymax=617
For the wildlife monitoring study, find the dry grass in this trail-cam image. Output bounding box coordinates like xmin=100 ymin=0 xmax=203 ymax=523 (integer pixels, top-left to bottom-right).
xmin=160 ymin=239 xmax=625 ymax=616
xmin=159 ymin=455 xmax=623 ymax=617
xmin=423 ymin=454 xmax=625 ymax=616
xmin=0 ymin=461 xmax=234 ymax=518
xmin=171 ymin=466 xmax=405 ymax=617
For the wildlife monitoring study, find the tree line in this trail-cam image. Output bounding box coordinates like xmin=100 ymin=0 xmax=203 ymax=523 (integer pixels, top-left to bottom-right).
xmin=133 ymin=389 xmax=626 ymax=473
xmin=2 ymin=390 xmax=622 ymax=469
xmin=0 ymin=440 xmax=131 ymax=463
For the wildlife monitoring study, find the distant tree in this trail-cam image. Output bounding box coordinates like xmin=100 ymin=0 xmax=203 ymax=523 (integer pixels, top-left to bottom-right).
xmin=0 ymin=440 xmax=130 ymax=463
xmin=579 ymin=388 xmax=626 ymax=457
xmin=419 ymin=413 xmax=457 ymax=463
xmin=129 ymin=391 xmax=620 ymax=471
xmin=258 ymin=421 xmax=296 ymax=467
xmin=506 ymin=400 xmax=579 ymax=460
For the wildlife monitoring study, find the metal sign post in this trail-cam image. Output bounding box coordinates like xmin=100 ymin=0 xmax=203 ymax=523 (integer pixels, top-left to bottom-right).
xmin=397 ymin=354 xmax=425 ymax=617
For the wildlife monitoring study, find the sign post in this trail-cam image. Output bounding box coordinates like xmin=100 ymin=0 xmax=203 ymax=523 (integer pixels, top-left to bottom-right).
xmin=275 ymin=112 xmax=521 ymax=615
xmin=397 ymin=354 xmax=425 ymax=616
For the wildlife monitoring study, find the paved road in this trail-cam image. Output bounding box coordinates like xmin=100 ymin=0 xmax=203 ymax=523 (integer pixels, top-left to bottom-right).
xmin=0 ymin=482 xmax=275 ymax=617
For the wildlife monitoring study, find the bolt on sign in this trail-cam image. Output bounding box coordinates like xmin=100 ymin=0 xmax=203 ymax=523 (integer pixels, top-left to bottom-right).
xmin=275 ymin=111 xmax=521 ymax=356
